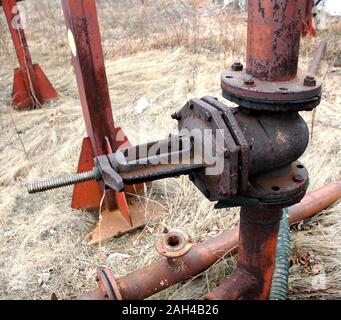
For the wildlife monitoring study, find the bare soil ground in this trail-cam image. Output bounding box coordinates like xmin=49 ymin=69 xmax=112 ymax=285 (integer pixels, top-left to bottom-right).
xmin=0 ymin=0 xmax=340 ymax=300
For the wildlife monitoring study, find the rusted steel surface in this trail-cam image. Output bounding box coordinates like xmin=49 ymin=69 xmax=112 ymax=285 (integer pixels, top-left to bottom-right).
xmin=302 ymin=0 xmax=316 ymax=37
xmin=112 ymin=97 xmax=310 ymax=202
xmin=61 ymin=0 xmax=154 ymax=242
xmin=205 ymin=206 xmax=283 ymax=301
xmin=71 ymin=138 xmax=103 ymax=210
xmin=234 ymin=111 xmax=309 ymax=176
xmin=0 ymin=0 xmax=24 ymax=5
xmin=85 ymin=199 xmax=163 ymax=245
xmin=204 ymin=181 xmax=341 ymax=300
xmin=221 ymin=68 xmax=322 ymax=110
xmin=289 ymin=180 xmax=341 ymax=225
xmin=96 ymin=267 xmax=123 ymax=300
xmin=308 ymin=39 xmax=328 ymax=75
xmin=177 ymin=98 xmax=239 ymax=199
xmin=61 ymin=0 xmax=117 ymax=158
xmin=222 ymin=0 xmax=321 ymax=112
xmin=204 ymin=270 xmax=257 ymax=301
xmin=75 ymin=181 xmax=341 ymax=300
xmin=1 ymin=0 xmax=57 ymax=109
xmin=242 ymin=161 xmax=309 ymax=208
xmin=155 ymin=229 xmax=193 ymax=259
xmin=231 ymin=207 xmax=282 ymax=300
xmin=77 ymin=226 xmax=239 ymax=300
xmin=246 ymin=0 xmax=303 ymax=81
xmin=202 ymin=96 xmax=250 ymax=193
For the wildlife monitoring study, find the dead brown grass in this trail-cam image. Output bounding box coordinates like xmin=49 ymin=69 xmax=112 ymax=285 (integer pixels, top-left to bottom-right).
xmin=0 ymin=0 xmax=340 ymax=300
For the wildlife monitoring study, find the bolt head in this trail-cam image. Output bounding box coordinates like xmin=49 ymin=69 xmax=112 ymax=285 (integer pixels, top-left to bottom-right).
xmin=304 ymin=75 xmax=317 ymax=87
xmin=205 ymin=112 xmax=212 ymax=121
xmin=293 ymin=175 xmax=304 ymax=183
xmin=244 ymin=78 xmax=255 ymax=86
xmin=232 ymin=62 xmax=243 ymax=71
xmin=171 ymin=112 xmax=181 ymax=120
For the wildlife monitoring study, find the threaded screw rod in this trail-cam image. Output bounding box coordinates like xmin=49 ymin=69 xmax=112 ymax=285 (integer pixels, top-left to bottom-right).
xmin=27 ymin=168 xmax=102 ymax=194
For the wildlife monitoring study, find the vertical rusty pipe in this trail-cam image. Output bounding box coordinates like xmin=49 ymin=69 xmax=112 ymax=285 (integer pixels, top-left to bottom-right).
xmin=236 ymin=206 xmax=283 ymax=300
xmin=246 ymin=0 xmax=304 ymax=81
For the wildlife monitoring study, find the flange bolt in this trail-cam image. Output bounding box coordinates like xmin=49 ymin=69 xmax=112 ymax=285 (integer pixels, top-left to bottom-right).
xmin=205 ymin=111 xmax=212 ymax=122
xmin=171 ymin=112 xmax=182 ymax=120
xmin=244 ymin=78 xmax=255 ymax=86
xmin=304 ymin=75 xmax=316 ymax=87
xmin=293 ymin=175 xmax=304 ymax=183
xmin=232 ymin=62 xmax=243 ymax=71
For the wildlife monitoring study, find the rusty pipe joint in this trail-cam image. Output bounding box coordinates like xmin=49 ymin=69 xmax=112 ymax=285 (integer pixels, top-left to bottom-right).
xmin=155 ymin=229 xmax=193 ymax=271
xmin=221 ymin=0 xmax=322 ymax=112
xmin=204 ymin=269 xmax=258 ymax=301
xmin=155 ymin=229 xmax=192 ymax=258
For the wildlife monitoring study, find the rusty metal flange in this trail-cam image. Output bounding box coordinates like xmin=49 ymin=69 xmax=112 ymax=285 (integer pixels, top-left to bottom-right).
xmin=96 ymin=267 xmax=122 ymax=300
xmin=216 ymin=161 xmax=308 ymax=209
xmin=155 ymin=229 xmax=192 ymax=258
xmin=221 ymin=69 xmax=322 ymax=112
xmin=177 ymin=98 xmax=239 ymax=200
xmin=201 ymin=96 xmax=250 ymax=193
xmin=241 ymin=161 xmax=309 ymax=208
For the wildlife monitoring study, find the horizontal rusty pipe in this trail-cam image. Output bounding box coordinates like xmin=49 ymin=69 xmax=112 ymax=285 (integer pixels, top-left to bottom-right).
xmin=77 ymin=226 xmax=239 ymax=300
xmin=288 ymin=181 xmax=341 ymax=225
xmin=76 ymin=181 xmax=341 ymax=300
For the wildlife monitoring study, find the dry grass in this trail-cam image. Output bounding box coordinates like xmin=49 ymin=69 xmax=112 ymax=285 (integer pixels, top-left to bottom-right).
xmin=0 ymin=0 xmax=340 ymax=300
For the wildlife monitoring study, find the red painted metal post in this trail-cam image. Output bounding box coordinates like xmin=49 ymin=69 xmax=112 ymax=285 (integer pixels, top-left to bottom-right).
xmin=1 ymin=0 xmax=57 ymax=109
xmin=61 ymin=0 xmax=161 ymax=244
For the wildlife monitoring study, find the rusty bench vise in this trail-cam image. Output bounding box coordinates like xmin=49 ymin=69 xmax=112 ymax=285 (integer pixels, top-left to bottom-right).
xmin=28 ymin=96 xmax=311 ymax=210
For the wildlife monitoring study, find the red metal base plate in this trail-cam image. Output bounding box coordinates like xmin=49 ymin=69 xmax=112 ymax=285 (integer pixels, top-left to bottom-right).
xmin=12 ymin=64 xmax=57 ymax=109
xmin=86 ymin=198 xmax=164 ymax=245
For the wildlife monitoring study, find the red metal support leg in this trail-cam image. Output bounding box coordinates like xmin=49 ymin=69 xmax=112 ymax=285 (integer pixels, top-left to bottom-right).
xmin=1 ymin=0 xmax=57 ymax=109
xmin=61 ymin=0 xmax=163 ymax=244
